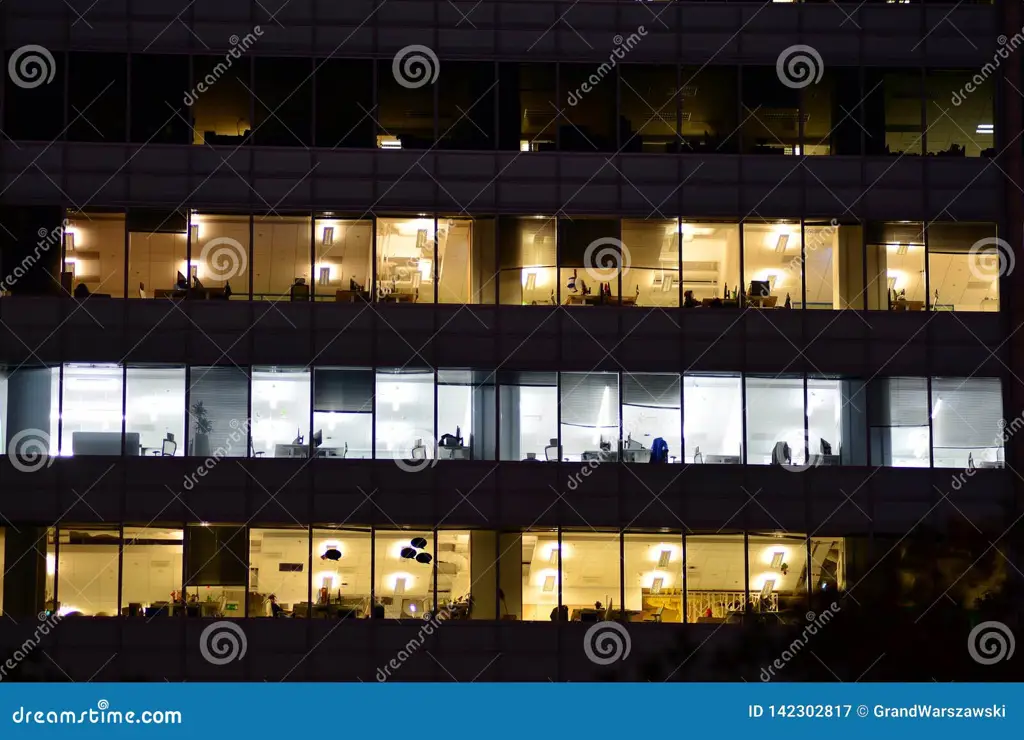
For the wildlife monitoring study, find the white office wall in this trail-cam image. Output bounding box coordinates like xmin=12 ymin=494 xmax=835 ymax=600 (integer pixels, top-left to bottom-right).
xmin=251 ymin=370 xmax=311 ymax=456
xmin=60 ymin=364 xmax=124 ymax=456
xmin=683 ymin=375 xmax=742 ymax=462
xmin=375 ymin=372 xmax=434 ymax=458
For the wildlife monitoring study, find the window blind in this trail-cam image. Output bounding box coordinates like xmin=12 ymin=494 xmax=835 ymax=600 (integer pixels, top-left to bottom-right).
xmin=314 ymin=369 xmax=373 ymax=413
xmin=560 ymin=373 xmax=618 ymax=427
xmin=932 ymin=378 xmax=1002 ymax=449
xmin=623 ymin=373 xmax=680 ymax=408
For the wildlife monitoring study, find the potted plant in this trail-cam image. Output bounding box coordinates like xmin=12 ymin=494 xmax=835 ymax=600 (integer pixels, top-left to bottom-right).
xmin=189 ymin=401 xmax=213 ymax=457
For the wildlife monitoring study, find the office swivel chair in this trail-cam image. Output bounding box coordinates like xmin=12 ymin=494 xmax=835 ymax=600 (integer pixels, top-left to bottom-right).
xmin=771 ymin=441 xmax=792 ymax=465
xmin=249 ymin=439 xmax=265 ymax=458
xmin=290 ymin=278 xmax=310 ymax=301
xmin=160 ymin=435 xmax=177 ymax=456
xmin=411 ymin=440 xmax=427 ymax=459
xmin=544 ymin=439 xmax=561 ymax=461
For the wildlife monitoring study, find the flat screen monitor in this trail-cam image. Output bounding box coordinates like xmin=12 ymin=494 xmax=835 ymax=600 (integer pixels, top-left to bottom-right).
xmin=312 ymin=429 xmax=323 ymax=448
xmin=750 ymin=280 xmax=771 ymax=298
xmin=820 ymin=438 xmax=832 ymax=455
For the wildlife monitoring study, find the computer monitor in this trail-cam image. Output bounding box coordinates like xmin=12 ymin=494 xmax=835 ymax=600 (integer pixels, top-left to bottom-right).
xmin=312 ymin=429 xmax=323 ymax=448
xmin=175 ymin=271 xmax=188 ymax=288
xmin=820 ymin=438 xmax=832 ymax=455
xmin=750 ymin=280 xmax=771 ymax=298
xmin=193 ymin=277 xmax=204 ymax=289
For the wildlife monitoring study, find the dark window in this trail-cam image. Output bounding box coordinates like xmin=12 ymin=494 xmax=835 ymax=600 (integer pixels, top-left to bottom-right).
xmin=865 ymin=69 xmax=922 ymax=156
xmin=925 ymin=70 xmax=993 ymax=158
xmin=376 ymin=59 xmax=433 ymax=150
xmin=68 ymin=53 xmax=127 ymax=142
xmin=254 ymin=57 xmax=313 ymax=146
xmin=314 ymin=59 xmax=374 ymax=148
xmin=681 ymin=66 xmax=738 ymax=154
xmin=560 ymin=64 xmax=616 ymax=152
xmin=437 ymin=61 xmax=495 ymax=149
xmin=4 ymin=48 xmax=64 ymax=140
xmin=130 ymin=54 xmax=190 ymax=144
xmin=741 ymin=67 xmax=801 ymax=155
xmin=805 ymin=68 xmax=862 ymax=156
xmin=620 ymin=65 xmax=678 ymax=153
xmin=191 ymin=55 xmax=251 ymax=145
xmin=497 ymin=62 xmax=555 ymax=152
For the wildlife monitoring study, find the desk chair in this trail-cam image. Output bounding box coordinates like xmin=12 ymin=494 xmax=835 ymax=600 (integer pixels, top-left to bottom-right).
xmin=411 ymin=440 xmax=427 ymax=459
xmin=249 ymin=440 xmax=265 ymax=458
xmin=544 ymin=442 xmax=561 ymax=461
xmin=151 ymin=435 xmax=177 ymax=456
xmin=771 ymin=441 xmax=792 ymax=466
xmin=290 ymin=280 xmax=310 ymax=301
xmin=644 ymin=606 xmax=665 ymax=623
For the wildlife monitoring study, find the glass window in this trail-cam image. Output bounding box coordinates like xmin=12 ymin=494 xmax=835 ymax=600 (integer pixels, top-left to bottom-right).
xmin=520 ymin=530 xmax=560 ymax=621
xmin=438 ymin=370 xmax=495 ymax=461
xmin=624 ymin=534 xmax=683 ymax=623
xmin=375 ymin=370 xmax=434 ymax=460
xmin=312 ymin=528 xmax=371 ymax=618
xmin=561 ymin=531 xmax=620 ymax=619
xmin=622 ymin=373 xmax=680 ymax=463
xmin=866 ymin=222 xmax=925 ymax=311
xmin=560 ymin=64 xmax=616 ymax=152
xmin=1 ymin=367 xmax=58 ymax=458
xmin=681 ymin=222 xmax=740 ymax=305
xmin=743 ymin=221 xmax=802 ymax=307
xmin=741 ymin=67 xmax=801 ymax=155
xmin=377 ymin=217 xmax=435 ymax=304
xmin=681 ymin=67 xmax=739 ymax=154
xmin=189 ymin=367 xmax=249 ymax=458
xmin=126 ymin=367 xmax=185 ymax=457
xmin=807 ymin=377 xmax=868 ymax=467
xmin=313 ymin=368 xmax=373 ymax=459
xmin=253 ymin=214 xmax=309 ymax=301
xmin=121 ymin=527 xmax=183 ymax=617
xmin=192 ymin=213 xmax=250 ymax=299
xmin=377 ymin=59 xmax=433 ymax=150
xmin=623 ymin=219 xmax=679 ymax=307
xmin=55 ymin=526 xmax=119 ymax=617
xmin=183 ymin=524 xmax=246 ymax=617
xmin=128 ymin=209 xmax=188 ymax=300
xmin=254 ymin=57 xmax=312 ymax=146
xmin=869 ymin=377 xmax=930 ymax=467
xmin=438 ymin=62 xmax=495 ymax=149
xmin=251 ymin=367 xmax=311 ymax=458
xmin=191 ymin=55 xmax=251 ymax=145
xmin=499 ymin=371 xmax=558 ymax=462
xmin=5 ymin=48 xmax=64 ymax=140
xmin=68 ymin=52 xmax=127 ymax=143
xmin=131 ymin=54 xmax=190 ymax=144
xmin=63 ymin=211 xmax=125 ymax=298
xmin=804 ymin=221 xmax=866 ymax=310
xmin=620 ymin=65 xmax=678 ymax=153
xmin=314 ymin=217 xmax=372 ymax=301
xmin=497 ymin=216 xmax=557 ymax=306
xmin=498 ymin=63 xmax=556 ymax=152
xmin=437 ymin=531 xmax=472 ymax=616
xmin=810 ymin=537 xmax=845 ymax=600
xmin=375 ymin=530 xmax=434 ymax=618
xmin=249 ymin=528 xmax=309 ymax=617
xmin=0 ymin=527 xmax=4 ymax=615
xmin=746 ymin=376 xmax=806 ymax=466
xmin=928 ymin=223 xmax=1000 ymax=311
xmin=926 ymin=71 xmax=994 ymax=157
xmin=559 ymin=219 xmax=620 ymax=305
xmin=748 ymin=533 xmax=807 ymax=621
xmin=46 ymin=529 xmax=56 ymax=615
xmin=437 ymin=217 xmax=494 ymax=305
xmin=560 ymin=372 xmax=619 ymax=462
xmin=931 ymin=377 xmax=1003 ymax=469
xmin=314 ymin=60 xmax=374 ymax=148
xmin=685 ymin=534 xmax=746 ymax=623
xmin=684 ymin=374 xmax=742 ymax=464
xmin=865 ymin=70 xmax=922 ymax=156
xmin=61 ymin=364 xmax=123 ymax=456
xmin=805 ymin=68 xmax=862 ymax=156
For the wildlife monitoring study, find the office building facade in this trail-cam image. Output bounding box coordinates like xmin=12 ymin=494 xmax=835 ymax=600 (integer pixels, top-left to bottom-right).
xmin=0 ymin=0 xmax=1020 ymax=682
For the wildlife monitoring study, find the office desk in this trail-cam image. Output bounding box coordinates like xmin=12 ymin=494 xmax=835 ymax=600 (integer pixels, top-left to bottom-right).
xmin=808 ymin=454 xmax=841 ymax=467
xmin=336 ymin=290 xmax=371 ymax=303
xmin=437 ymin=445 xmax=469 ymax=460
xmin=890 ymin=299 xmax=925 ymax=311
xmin=272 ymin=444 xmax=346 ymax=458
xmin=154 ymin=287 xmax=228 ymax=300
xmin=622 ymin=448 xmax=651 ymax=464
xmin=582 ymin=450 xmax=617 ymax=462
xmin=746 ymin=295 xmax=778 ymax=308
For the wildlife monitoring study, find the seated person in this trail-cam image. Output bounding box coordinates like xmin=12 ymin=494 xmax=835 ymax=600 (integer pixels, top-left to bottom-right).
xmin=683 ymin=289 xmax=699 ymax=308
xmin=174 ymin=271 xmax=190 ymax=291
xmin=269 ymin=594 xmax=285 ymax=618
xmin=73 ymin=282 xmax=90 ymax=299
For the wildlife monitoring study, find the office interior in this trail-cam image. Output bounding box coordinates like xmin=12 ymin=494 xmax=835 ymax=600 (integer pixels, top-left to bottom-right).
xmin=0 ymin=366 xmax=1003 ymax=469
xmin=10 ymin=54 xmax=994 ymax=158
xmin=56 ymin=213 xmax=1001 ymax=312
xmin=0 ymin=526 xmax=843 ymax=624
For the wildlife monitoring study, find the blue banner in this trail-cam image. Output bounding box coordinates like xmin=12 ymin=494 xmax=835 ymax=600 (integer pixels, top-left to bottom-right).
xmin=0 ymin=684 xmax=1018 ymax=737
